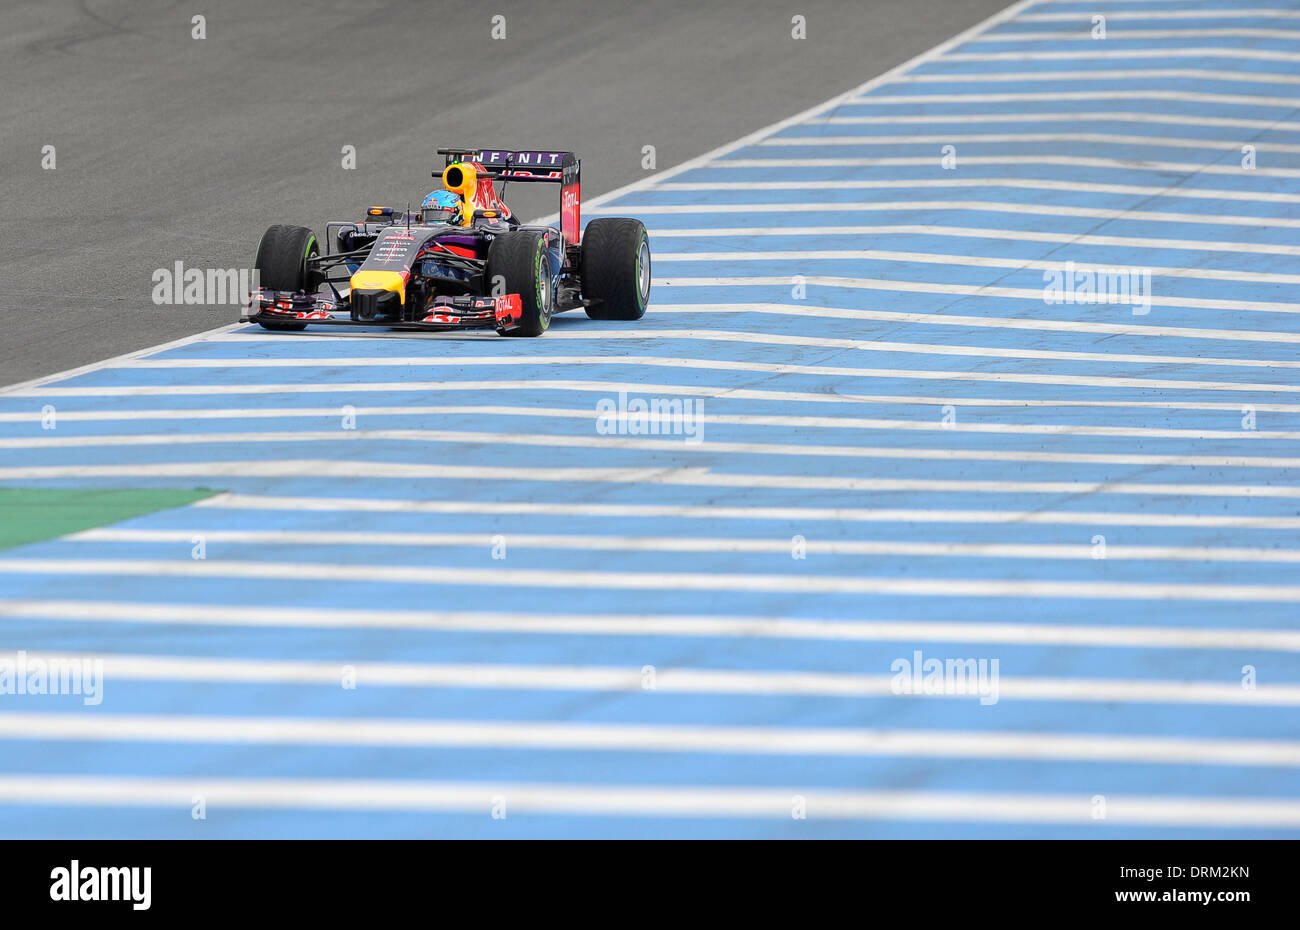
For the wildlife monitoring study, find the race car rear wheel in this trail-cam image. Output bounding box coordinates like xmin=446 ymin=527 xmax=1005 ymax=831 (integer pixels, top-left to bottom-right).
xmin=581 ymin=218 xmax=649 ymax=321
xmin=253 ymin=224 xmax=320 ymax=332
xmin=487 ymin=230 xmax=553 ymax=337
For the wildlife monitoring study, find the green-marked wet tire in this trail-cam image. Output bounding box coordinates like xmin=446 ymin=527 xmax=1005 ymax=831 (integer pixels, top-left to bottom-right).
xmin=253 ymin=224 xmax=319 ymax=332
xmin=487 ymin=230 xmax=553 ymax=337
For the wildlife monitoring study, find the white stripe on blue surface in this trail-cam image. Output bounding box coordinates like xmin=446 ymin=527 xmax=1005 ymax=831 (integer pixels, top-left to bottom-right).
xmin=7 ymin=597 xmax=1300 ymax=650
xmin=12 ymin=650 xmax=1300 ymax=704
xmin=4 ymin=776 xmax=1300 ymax=831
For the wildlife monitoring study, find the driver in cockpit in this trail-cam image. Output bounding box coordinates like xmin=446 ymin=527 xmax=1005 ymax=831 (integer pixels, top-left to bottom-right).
xmin=419 ymin=189 xmax=466 ymax=225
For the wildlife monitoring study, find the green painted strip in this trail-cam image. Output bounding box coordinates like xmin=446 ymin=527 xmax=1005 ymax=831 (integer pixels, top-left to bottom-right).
xmin=0 ymin=488 xmax=216 ymax=552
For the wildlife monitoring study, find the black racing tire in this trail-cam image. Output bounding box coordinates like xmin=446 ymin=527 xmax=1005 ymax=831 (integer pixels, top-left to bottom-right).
xmin=253 ymin=224 xmax=319 ymax=332
xmin=487 ymin=230 xmax=553 ymax=337
xmin=581 ymin=218 xmax=649 ymax=321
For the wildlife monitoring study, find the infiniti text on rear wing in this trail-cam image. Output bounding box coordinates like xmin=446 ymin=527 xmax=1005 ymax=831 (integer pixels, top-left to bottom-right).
xmin=438 ymin=148 xmax=581 ymax=245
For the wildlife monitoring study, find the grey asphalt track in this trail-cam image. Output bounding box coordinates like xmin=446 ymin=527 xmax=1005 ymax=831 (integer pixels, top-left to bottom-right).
xmin=0 ymin=0 xmax=1010 ymax=386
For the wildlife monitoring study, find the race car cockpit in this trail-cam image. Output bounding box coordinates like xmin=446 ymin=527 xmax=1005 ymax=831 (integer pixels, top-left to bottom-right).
xmin=419 ymin=189 xmax=463 ymax=225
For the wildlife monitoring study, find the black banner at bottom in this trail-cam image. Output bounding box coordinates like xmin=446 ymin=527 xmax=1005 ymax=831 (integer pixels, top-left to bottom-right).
xmin=0 ymin=840 xmax=1282 ymax=918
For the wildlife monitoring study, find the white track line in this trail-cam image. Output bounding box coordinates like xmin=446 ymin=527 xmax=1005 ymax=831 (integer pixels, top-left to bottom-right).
xmin=3 ymin=558 xmax=1300 ymax=601
xmin=14 ymin=650 xmax=1300 ymax=706
xmin=598 ymin=196 xmax=1300 ymax=229
xmin=5 ymin=597 xmax=1298 ymax=651
xmin=718 ymin=154 xmax=1300 ymax=179
xmin=1 ymin=774 xmax=1295 ymax=826
xmin=763 ymin=133 xmax=1300 ymax=155
xmin=16 ymin=418 xmax=1300 ymax=446
xmin=940 ymin=50 xmax=1300 ymax=64
xmin=2 ymin=711 xmax=1298 ymax=765
xmin=1029 ymin=0 xmax=1254 ymax=4
xmin=9 ymin=460 xmax=1300 ymax=502
xmin=898 ymin=69 xmax=1300 ymax=86
xmin=7 ymin=388 xmax=1297 ymax=417
xmin=30 ymin=401 xmax=1300 ymax=427
xmin=12 ymin=428 xmax=1300 ymax=472
xmin=849 ymin=90 xmax=1300 ymax=107
xmin=969 ymin=27 xmax=1300 ymax=40
xmin=656 ymin=176 xmax=1300 ymax=206
xmin=69 ymin=529 xmax=1300 ymax=565
xmin=5 ymin=459 xmax=1300 ymax=499
xmin=13 ymin=355 xmax=1297 ymax=409
xmin=0 ymin=395 xmax=1293 ymax=424
xmin=656 ymin=249 xmax=1300 ymax=287
xmin=650 ymin=223 xmax=1300 ymax=258
xmin=216 ymin=329 xmax=1300 ymax=371
xmin=1017 ymin=8 xmax=1300 ymax=21
xmin=649 ymin=302 xmax=1300 ymax=344
xmin=4 ymin=377 xmax=1048 ymax=403
xmin=196 ymin=491 xmax=1300 ymax=532
xmin=654 ymin=276 xmax=1300 ymax=316
xmin=90 ymin=355 xmax=1300 ymax=396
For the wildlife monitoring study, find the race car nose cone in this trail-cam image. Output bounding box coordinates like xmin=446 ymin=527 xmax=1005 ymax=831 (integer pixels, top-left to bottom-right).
xmin=350 ymin=288 xmax=400 ymax=322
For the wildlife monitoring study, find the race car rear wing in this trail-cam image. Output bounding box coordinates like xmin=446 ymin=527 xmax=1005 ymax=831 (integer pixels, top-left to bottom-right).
xmin=438 ymin=147 xmax=581 ymax=246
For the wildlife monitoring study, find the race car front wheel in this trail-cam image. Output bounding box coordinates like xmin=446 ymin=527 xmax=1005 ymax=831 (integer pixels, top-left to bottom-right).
xmin=487 ymin=230 xmax=553 ymax=337
xmin=581 ymin=218 xmax=649 ymax=321
xmin=253 ymin=224 xmax=320 ymax=331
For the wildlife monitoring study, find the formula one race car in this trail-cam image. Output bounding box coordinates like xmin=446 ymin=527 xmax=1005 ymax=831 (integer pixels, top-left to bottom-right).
xmin=242 ymin=147 xmax=650 ymax=336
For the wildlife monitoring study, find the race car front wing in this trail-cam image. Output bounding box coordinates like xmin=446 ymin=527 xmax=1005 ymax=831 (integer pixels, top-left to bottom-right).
xmin=242 ymin=289 xmax=525 ymax=332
